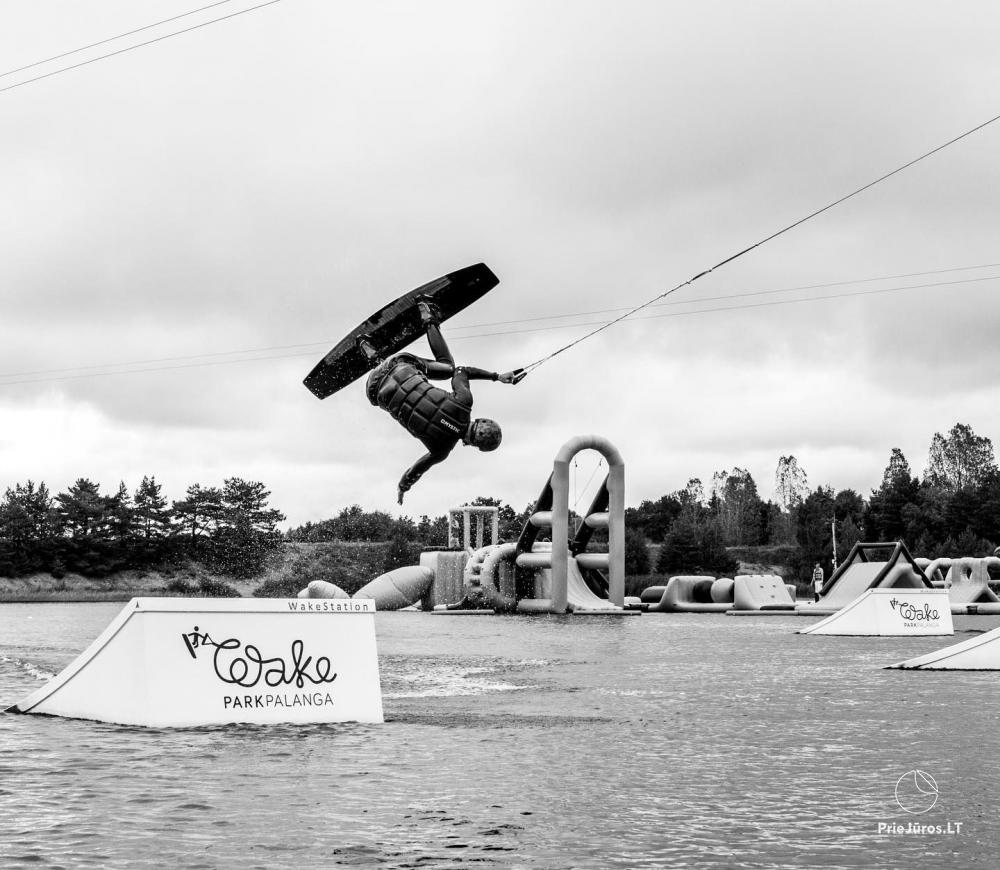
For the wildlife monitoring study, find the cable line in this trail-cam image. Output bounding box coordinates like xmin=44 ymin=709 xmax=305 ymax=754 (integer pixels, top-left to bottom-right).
xmin=1 ymin=270 xmax=994 ymax=388
xmin=0 ymin=267 xmax=997 ymax=386
xmin=517 ymin=110 xmax=1000 ymax=377
xmin=448 ymin=260 xmax=1000 ymax=331
xmin=0 ymin=1 xmax=237 ymax=80
xmin=454 ymin=273 xmax=1000 ymax=342
xmin=0 ymin=1 xmax=283 ymax=96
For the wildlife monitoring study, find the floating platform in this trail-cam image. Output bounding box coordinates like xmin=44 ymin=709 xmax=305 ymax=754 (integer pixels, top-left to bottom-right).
xmin=430 ymin=609 xmax=497 ymax=616
xmin=727 ymin=609 xmax=798 ymax=617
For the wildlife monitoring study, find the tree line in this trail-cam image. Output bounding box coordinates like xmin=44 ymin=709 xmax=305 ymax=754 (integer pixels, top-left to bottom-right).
xmin=0 ymin=476 xmax=285 ymax=579
xmin=627 ymin=422 xmax=1000 ymax=579
xmin=4 ymin=421 xmax=996 ymax=584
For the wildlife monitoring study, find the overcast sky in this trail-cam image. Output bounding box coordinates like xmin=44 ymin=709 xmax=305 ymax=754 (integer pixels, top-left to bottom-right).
xmin=2 ymin=1 xmax=999 ymax=527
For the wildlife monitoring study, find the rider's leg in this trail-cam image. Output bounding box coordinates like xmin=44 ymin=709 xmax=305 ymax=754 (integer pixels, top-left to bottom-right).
xmin=413 ymin=298 xmax=455 ymax=380
xmin=421 ymin=323 xmax=455 ymax=379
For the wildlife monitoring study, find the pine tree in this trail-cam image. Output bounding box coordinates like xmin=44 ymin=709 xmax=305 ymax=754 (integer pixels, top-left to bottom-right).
xmin=134 ymin=475 xmax=171 ymax=540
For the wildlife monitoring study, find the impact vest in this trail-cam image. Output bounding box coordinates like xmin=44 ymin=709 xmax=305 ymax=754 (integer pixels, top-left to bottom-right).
xmin=370 ymin=359 xmax=471 ymax=455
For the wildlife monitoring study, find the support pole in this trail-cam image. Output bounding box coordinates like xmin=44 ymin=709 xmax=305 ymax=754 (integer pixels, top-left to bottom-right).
xmin=550 ymin=457 xmax=571 ymax=613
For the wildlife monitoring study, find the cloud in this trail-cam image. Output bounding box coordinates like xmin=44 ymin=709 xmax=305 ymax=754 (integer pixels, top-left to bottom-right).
xmin=2 ymin=1 xmax=1000 ymax=526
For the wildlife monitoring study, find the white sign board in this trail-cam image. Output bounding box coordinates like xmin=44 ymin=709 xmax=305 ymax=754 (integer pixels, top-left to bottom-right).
xmin=798 ymin=589 xmax=953 ymax=636
xmin=10 ymin=598 xmax=383 ymax=726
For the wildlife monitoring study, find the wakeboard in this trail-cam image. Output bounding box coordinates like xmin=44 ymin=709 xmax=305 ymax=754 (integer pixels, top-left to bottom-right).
xmin=303 ymin=263 xmax=499 ymax=399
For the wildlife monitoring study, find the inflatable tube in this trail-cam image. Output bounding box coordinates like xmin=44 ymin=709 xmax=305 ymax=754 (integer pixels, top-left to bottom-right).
xmin=353 ymin=566 xmax=434 ymax=610
xmin=305 ymin=580 xmax=350 ymax=599
xmin=575 ymin=552 xmax=610 ymax=571
xmin=643 ymin=576 xmax=730 ymax=613
xmin=516 ymin=551 xmax=553 ymax=570
xmin=710 ymin=578 xmax=735 ymax=603
xmin=692 ymin=579 xmax=715 ymax=603
xmin=639 ymin=585 xmax=666 ymax=603
xmin=516 ymin=598 xmax=554 ymax=614
xmin=923 ymin=558 xmax=953 ymax=586
xmin=478 ymin=543 xmax=518 ymax=609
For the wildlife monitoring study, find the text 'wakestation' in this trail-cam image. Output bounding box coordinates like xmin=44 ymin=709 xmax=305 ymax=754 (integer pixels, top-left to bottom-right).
xmin=287 ymin=601 xmax=373 ymax=612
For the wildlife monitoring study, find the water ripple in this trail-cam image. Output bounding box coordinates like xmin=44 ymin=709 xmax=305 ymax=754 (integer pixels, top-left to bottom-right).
xmin=2 ymin=606 xmax=999 ymax=868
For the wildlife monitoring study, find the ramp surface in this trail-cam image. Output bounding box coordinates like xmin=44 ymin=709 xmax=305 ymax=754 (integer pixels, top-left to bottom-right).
xmin=798 ymin=589 xmax=953 ymax=636
xmin=889 ymin=623 xmax=1000 ymax=669
xmin=8 ymin=598 xmax=383 ymax=726
xmin=733 ymin=575 xmax=794 ymax=611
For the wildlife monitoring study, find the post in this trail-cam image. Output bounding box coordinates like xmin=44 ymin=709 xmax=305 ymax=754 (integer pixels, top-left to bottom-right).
xmin=550 ymin=456 xmax=571 ymax=613
xmin=831 ymin=517 xmax=838 ymax=570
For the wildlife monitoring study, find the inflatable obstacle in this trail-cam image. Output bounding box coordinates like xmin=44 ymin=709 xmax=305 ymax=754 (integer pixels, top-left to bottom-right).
xmin=514 ymin=435 xmax=631 ymax=614
xmin=798 ymin=588 xmax=953 ymax=636
xmin=889 ymin=621 xmax=1000 ymax=669
xmin=515 ymin=545 xmax=631 ymax=614
xmin=941 ymin=557 xmax=1000 ymax=615
xmin=640 ymin=574 xmax=794 ymax=614
xmin=797 ymin=541 xmax=931 ymax=616
xmin=7 ymin=598 xmax=384 ymax=727
xmin=731 ymin=574 xmax=796 ymax=613
xmin=299 ymin=579 xmax=350 ymax=599
xmin=354 ymin=565 xmax=435 ymax=610
xmin=641 ymin=576 xmax=730 ymax=613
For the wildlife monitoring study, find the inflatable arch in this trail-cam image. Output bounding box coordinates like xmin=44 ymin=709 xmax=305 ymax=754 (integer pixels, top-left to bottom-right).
xmin=548 ymin=435 xmax=625 ymax=612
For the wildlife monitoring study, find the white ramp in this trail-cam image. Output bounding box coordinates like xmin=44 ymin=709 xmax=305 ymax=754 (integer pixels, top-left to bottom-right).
xmin=8 ymin=598 xmax=384 ymax=727
xmin=889 ymin=625 xmax=1000 ymax=669
xmin=798 ymin=589 xmax=953 ymax=636
xmin=565 ymin=558 xmax=630 ymax=614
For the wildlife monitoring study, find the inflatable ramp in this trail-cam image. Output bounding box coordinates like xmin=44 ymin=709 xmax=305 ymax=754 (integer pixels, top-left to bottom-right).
xmin=797 ymin=542 xmax=930 ymax=615
xmin=7 ymin=598 xmax=384 ymax=727
xmin=732 ymin=574 xmax=795 ymax=612
xmin=798 ymin=588 xmax=953 ymax=636
xmin=890 ymin=622 xmax=1000 ymax=669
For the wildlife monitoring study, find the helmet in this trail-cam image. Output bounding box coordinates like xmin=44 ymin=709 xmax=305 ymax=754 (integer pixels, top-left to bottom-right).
xmin=469 ymin=418 xmax=502 ymax=452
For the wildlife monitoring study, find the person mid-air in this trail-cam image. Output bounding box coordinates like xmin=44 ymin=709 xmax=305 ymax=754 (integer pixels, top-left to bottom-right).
xmin=359 ymin=300 xmax=517 ymax=503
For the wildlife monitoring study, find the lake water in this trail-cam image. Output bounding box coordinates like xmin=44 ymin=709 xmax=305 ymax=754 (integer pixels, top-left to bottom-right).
xmin=2 ymin=602 xmax=998 ymax=869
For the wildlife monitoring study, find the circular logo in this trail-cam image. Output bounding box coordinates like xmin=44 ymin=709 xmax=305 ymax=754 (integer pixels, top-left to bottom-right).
xmin=895 ymin=770 xmax=939 ymax=815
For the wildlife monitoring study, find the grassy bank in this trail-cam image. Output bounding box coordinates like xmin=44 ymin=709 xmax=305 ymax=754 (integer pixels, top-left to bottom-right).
xmin=0 ymin=541 xmax=407 ymax=603
xmin=0 ymin=542 xmax=804 ymax=603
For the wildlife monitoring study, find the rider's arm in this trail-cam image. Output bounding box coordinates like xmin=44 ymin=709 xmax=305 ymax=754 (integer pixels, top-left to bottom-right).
xmin=457 ymin=365 xmax=499 ymax=381
xmin=451 ymin=368 xmax=474 ymax=406
xmin=397 ymin=451 xmax=446 ymax=503
xmin=450 ymin=365 xmax=503 ymax=405
xmin=423 ymin=360 xmax=455 ymax=381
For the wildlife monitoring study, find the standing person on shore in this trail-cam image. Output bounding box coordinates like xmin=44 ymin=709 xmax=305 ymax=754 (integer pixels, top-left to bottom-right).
xmin=812 ymin=563 xmax=824 ymax=602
